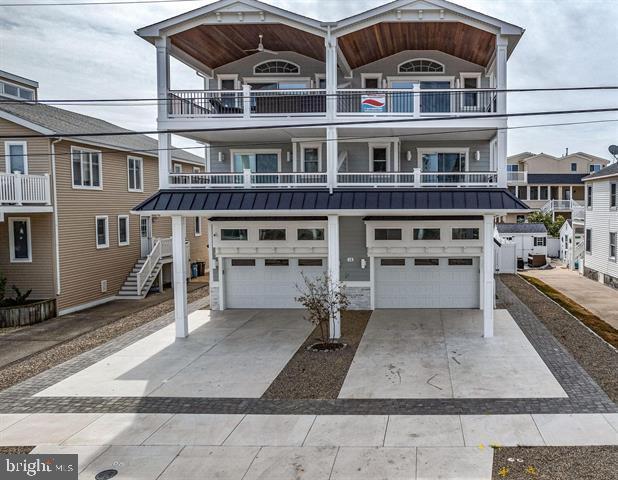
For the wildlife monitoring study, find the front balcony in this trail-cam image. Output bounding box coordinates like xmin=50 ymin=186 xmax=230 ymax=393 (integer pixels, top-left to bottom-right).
xmin=0 ymin=173 xmax=51 ymax=207
xmin=169 ymin=170 xmax=498 ymax=189
xmin=507 ymin=171 xmax=528 ymax=184
xmin=168 ymin=87 xmax=498 ymax=120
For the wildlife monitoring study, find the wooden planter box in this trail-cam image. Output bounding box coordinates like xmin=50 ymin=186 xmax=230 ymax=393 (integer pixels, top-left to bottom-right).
xmin=0 ymin=299 xmax=56 ymax=328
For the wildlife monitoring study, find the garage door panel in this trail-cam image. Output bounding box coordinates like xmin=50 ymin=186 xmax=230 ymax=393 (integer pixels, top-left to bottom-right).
xmin=375 ymin=257 xmax=479 ymax=309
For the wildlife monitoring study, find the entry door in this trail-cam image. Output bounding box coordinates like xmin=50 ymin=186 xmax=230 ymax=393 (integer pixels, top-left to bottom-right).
xmin=140 ymin=216 xmax=152 ymax=257
xmin=420 ymin=81 xmax=451 ymax=113
xmin=390 ymin=80 xmax=415 ymax=113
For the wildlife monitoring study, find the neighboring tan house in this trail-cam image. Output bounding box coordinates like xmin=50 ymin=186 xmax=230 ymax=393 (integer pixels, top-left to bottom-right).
xmin=504 ymin=151 xmax=610 ymax=224
xmin=0 ymin=70 xmax=209 ymax=315
xmin=582 ymin=162 xmax=618 ymax=289
xmin=132 ymin=0 xmax=529 ymax=339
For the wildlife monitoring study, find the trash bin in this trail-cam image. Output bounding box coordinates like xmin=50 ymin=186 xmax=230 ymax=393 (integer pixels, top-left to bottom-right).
xmin=191 ymin=262 xmax=198 ymax=278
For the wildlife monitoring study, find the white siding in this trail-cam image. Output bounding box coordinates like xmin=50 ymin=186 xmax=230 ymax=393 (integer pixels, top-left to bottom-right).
xmin=584 ymin=178 xmax=618 ymax=279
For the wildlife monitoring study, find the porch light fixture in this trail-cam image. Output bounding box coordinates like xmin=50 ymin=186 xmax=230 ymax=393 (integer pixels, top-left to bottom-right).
xmin=474 ymin=151 xmax=481 ymax=161
xmin=218 ymin=152 xmax=224 ymax=163
xmin=361 ymin=258 xmax=367 ymax=269
xmin=406 ymin=151 xmax=412 ymax=162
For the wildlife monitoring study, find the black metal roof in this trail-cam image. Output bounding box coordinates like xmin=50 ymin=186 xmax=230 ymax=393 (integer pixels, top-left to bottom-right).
xmin=496 ymin=223 xmax=547 ymax=234
xmin=527 ymin=173 xmax=587 ymax=185
xmin=134 ymin=188 xmax=529 ymax=213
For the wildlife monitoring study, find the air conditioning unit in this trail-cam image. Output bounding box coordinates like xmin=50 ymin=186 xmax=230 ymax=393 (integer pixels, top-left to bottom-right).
xmin=101 ymin=280 xmax=107 ymax=293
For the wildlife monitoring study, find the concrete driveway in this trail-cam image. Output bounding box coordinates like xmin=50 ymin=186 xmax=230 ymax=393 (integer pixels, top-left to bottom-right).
xmin=523 ymin=267 xmax=618 ymax=329
xmin=36 ymin=309 xmax=312 ymax=398
xmin=339 ymin=309 xmax=567 ymax=399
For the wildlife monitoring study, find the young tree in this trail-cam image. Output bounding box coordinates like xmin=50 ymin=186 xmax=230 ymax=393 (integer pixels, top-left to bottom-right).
xmin=295 ymin=273 xmax=350 ymax=345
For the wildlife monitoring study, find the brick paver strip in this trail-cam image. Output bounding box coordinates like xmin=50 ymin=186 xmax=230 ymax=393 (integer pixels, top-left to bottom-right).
xmin=0 ymin=279 xmax=615 ymax=415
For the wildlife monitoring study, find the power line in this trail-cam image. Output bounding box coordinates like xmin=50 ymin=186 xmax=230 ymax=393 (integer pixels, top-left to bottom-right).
xmin=0 ymin=86 xmax=616 ymax=105
xmin=2 ymin=118 xmax=616 ymax=159
xmin=0 ymin=0 xmax=202 ymax=6
xmin=1 ymin=108 xmax=617 ymax=140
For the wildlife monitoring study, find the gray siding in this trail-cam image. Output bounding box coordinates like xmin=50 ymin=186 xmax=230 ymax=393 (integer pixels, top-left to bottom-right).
xmin=339 ymin=216 xmax=370 ymax=281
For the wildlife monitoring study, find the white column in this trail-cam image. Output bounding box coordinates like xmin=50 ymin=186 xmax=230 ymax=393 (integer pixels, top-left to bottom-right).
xmin=158 ymin=132 xmax=171 ymax=190
xmin=292 ymin=142 xmax=298 ymax=172
xmin=496 ymin=129 xmax=507 ymax=188
xmin=155 ymin=37 xmax=170 ymax=122
xmin=482 ymin=214 xmax=494 ymax=338
xmin=326 ymin=127 xmax=338 ymax=192
xmin=172 ymin=216 xmax=188 ymax=338
xmin=495 ymin=35 xmax=508 ymax=114
xmin=327 ymin=215 xmax=341 ymax=339
xmin=325 ymin=28 xmax=338 ymax=120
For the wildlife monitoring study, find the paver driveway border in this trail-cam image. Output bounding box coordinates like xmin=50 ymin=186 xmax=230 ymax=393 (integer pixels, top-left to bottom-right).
xmin=0 ymin=279 xmax=615 ymax=416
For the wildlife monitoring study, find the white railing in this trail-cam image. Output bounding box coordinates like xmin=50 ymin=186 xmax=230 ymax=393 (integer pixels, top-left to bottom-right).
xmin=250 ymin=172 xmax=328 ymax=187
xmin=573 ymin=240 xmax=585 ymax=263
xmin=337 ymin=170 xmax=498 ymax=187
xmin=541 ymin=199 xmax=583 ymax=214
xmin=0 ymin=172 xmax=51 ymax=205
xmin=166 ymin=86 xmax=497 ymax=119
xmin=507 ymin=171 xmax=528 ymax=183
xmin=170 ymin=172 xmax=244 ymax=188
xmin=170 ymin=170 xmax=328 ymax=189
xmin=136 ymin=239 xmax=162 ymax=295
xmin=156 ymin=237 xmax=173 ymax=258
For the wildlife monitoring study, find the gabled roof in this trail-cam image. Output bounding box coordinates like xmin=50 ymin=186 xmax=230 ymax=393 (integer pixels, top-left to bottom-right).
xmin=0 ymin=102 xmax=203 ymax=164
xmin=496 ymin=223 xmax=547 ymax=234
xmin=583 ymin=162 xmax=618 ymax=181
xmin=510 ymin=151 xmax=610 ymax=166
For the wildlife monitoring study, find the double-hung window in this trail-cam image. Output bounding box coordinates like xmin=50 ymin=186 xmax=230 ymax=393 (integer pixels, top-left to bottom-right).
xmin=127 ymin=156 xmax=143 ymax=192
xmin=194 ymin=217 xmax=202 ymax=236
xmin=610 ymin=232 xmax=617 ymax=260
xmin=587 ymin=185 xmax=593 ymax=208
xmin=370 ymin=145 xmax=389 ymax=172
xmin=5 ymin=141 xmax=28 ymax=174
xmin=8 ymin=217 xmax=31 ymax=262
xmin=585 ymin=229 xmax=592 ymax=253
xmin=610 ymin=183 xmax=617 ymax=209
xmin=534 ymin=237 xmax=546 ymax=247
xmin=72 ymin=147 xmax=102 ymax=188
xmin=118 ymin=215 xmax=129 ymax=246
xmin=95 ymin=216 xmax=109 ymax=249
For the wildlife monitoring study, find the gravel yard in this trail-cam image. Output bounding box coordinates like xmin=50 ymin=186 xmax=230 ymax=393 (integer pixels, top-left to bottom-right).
xmin=0 ymin=286 xmax=209 ymax=392
xmin=262 ymin=310 xmax=371 ymax=399
xmin=501 ymin=274 xmax=618 ymax=403
xmin=492 ymin=446 xmax=618 ymax=479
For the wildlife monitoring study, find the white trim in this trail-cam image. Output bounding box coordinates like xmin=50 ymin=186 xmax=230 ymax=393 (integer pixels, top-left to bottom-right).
xmin=194 ymin=216 xmax=202 ymax=236
xmin=229 ymin=149 xmax=282 ymax=172
xmin=192 ymin=166 xmax=202 ymax=173
xmin=4 ymin=141 xmax=28 ymax=174
xmin=459 ymin=72 xmax=482 ymax=109
xmin=398 ymin=58 xmax=445 ymax=74
xmin=0 ymin=110 xmax=54 ymax=136
xmin=117 ymin=215 xmax=130 ymax=246
xmin=369 ymin=142 xmax=391 ymax=172
xmin=95 ymin=215 xmax=109 ymax=249
xmin=127 ymin=156 xmax=144 ymax=192
xmin=70 ymin=145 xmax=103 ymax=190
xmin=58 ymin=295 xmax=116 ymax=316
xmin=217 ymin=73 xmax=240 ymax=90
xmin=0 ymin=79 xmax=36 ymax=101
xmin=300 ymin=143 xmax=323 ymax=173
xmin=360 ymin=73 xmax=383 ymax=88
xmin=172 ymin=163 xmax=183 ymax=173
xmin=242 ymin=77 xmax=311 ymax=88
xmin=387 ymin=75 xmax=454 ymax=87
xmin=417 ymin=147 xmax=470 ymax=172
xmin=253 ymin=59 xmax=301 ymax=75
xmin=8 ymin=217 xmax=32 ymax=263
xmin=314 ymin=73 xmax=326 ymax=89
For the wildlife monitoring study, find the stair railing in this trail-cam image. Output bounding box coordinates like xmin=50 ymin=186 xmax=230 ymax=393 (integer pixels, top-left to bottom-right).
xmin=136 ymin=239 xmax=162 ymax=295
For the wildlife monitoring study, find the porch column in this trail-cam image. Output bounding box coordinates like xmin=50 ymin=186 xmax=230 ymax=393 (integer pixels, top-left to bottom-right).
xmin=155 ymin=37 xmax=171 ymax=189
xmin=326 ymin=127 xmax=338 ymax=192
xmin=327 ymin=215 xmax=341 ymax=339
xmin=496 ymin=129 xmax=508 ymax=188
xmin=483 ymin=214 xmax=495 ymax=338
xmin=172 ymin=215 xmax=188 ymax=338
xmin=158 ymin=133 xmax=171 ymax=189
xmin=495 ymin=35 xmax=508 ymax=114
xmin=325 ymin=28 xmax=338 ymax=120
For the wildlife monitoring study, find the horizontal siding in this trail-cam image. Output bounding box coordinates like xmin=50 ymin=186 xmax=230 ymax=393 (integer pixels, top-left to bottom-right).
xmin=340 ymin=216 xmax=369 ymax=281
xmin=0 ymin=118 xmax=51 ymax=175
xmin=584 ymin=179 xmax=618 ymax=278
xmin=0 ymin=213 xmax=55 ymax=299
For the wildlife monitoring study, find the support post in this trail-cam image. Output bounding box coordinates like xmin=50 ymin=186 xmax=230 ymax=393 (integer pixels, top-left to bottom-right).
xmin=155 ymin=37 xmax=170 ymax=122
xmin=413 ymin=168 xmax=421 ymax=187
xmin=14 ymin=172 xmax=22 ymax=205
xmin=325 ymin=28 xmax=338 ymax=120
xmin=412 ymin=83 xmax=421 ymax=117
xmin=326 ymin=127 xmax=338 ymax=192
xmin=495 ymin=35 xmax=508 ymax=114
xmin=483 ymin=214 xmax=494 ymax=337
xmin=158 ymin=267 xmax=164 ymax=293
xmin=158 ymin=132 xmax=171 ymax=189
xmin=327 ymin=215 xmax=341 ymax=339
xmin=242 ymin=84 xmax=251 ymax=119
xmin=496 ymin=129 xmax=507 ymax=188
xmin=172 ymin=216 xmax=188 ymax=338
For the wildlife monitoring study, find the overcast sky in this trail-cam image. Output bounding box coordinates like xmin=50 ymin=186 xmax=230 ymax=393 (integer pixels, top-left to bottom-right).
xmin=1 ymin=0 xmax=617 ymax=160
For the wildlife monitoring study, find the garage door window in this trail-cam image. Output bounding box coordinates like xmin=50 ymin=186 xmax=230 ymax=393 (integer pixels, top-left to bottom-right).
xmin=414 ymin=258 xmax=439 ymax=266
xmin=380 ymin=258 xmax=405 ymax=266
xmin=413 ymin=228 xmax=440 ymax=240
xmin=231 ymin=259 xmax=256 ymax=266
xmin=452 ymin=228 xmax=479 ymax=240
xmin=298 ymin=228 xmax=324 ymax=240
xmin=448 ymin=258 xmax=473 ymax=266
xmin=299 ymin=258 xmax=323 ymax=266
xmin=221 ymin=229 xmax=248 ymax=240
xmin=259 ymin=228 xmax=286 ymax=241
xmin=375 ymin=228 xmax=402 ymax=240
xmin=265 ymin=259 xmax=289 ymax=266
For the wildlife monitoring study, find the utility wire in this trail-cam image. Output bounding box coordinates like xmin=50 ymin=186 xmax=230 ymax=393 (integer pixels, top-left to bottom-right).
xmin=0 ymin=86 xmax=616 ymax=105
xmin=1 ymin=118 xmax=616 ymax=159
xmin=1 ymin=108 xmax=617 ymax=140
xmin=0 ymin=0 xmax=202 ymax=6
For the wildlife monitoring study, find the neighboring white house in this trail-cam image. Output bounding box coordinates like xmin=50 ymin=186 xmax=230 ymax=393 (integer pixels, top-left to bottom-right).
xmin=133 ymin=0 xmax=529 ymax=339
xmin=495 ymin=223 xmax=548 ymax=264
xmin=582 ymin=163 xmax=618 ymax=289
xmin=559 ymin=219 xmax=586 ymax=270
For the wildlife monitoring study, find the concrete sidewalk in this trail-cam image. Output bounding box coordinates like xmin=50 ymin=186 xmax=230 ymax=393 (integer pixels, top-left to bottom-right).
xmin=0 ymin=282 xmax=208 ymax=368
xmin=523 ymin=267 xmax=618 ymax=330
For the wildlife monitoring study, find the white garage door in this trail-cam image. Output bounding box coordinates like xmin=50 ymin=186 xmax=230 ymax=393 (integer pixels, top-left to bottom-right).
xmin=375 ymin=257 xmax=480 ymax=308
xmin=224 ymin=257 xmax=327 ymax=308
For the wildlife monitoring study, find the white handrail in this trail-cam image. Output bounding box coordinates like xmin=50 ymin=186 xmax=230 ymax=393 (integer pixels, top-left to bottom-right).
xmin=337 ymin=170 xmax=498 ymax=187
xmin=136 ymin=239 xmax=162 ymax=295
xmin=0 ymin=173 xmax=51 ymax=205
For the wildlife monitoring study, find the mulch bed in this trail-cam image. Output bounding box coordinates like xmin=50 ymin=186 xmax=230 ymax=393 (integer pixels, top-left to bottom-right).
xmin=501 ymin=274 xmax=618 ymax=403
xmin=492 ymin=446 xmax=618 ymax=479
xmin=0 ymin=286 xmax=209 ymax=392
xmin=0 ymin=447 xmax=34 ymax=454
xmin=262 ymin=310 xmax=371 ymax=399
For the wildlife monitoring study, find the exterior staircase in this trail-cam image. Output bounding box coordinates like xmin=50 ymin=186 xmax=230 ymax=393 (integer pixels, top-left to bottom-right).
xmin=541 ymin=199 xmax=584 ymax=221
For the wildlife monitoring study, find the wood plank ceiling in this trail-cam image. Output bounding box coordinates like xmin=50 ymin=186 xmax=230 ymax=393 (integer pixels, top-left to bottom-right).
xmin=170 ymin=24 xmax=325 ymax=69
xmin=338 ymin=22 xmax=496 ymax=68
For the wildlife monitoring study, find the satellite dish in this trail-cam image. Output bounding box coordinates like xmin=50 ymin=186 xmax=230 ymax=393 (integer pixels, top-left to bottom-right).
xmin=609 ymin=145 xmax=618 ymax=157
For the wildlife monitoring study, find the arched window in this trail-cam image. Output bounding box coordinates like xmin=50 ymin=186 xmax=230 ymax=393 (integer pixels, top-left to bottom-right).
xmin=254 ymin=60 xmax=300 ymax=75
xmin=398 ymin=59 xmax=445 ymax=74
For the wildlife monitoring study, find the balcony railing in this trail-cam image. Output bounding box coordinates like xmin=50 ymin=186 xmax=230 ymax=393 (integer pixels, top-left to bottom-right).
xmin=169 ymin=170 xmax=498 ymax=189
xmin=0 ymin=173 xmax=51 ymax=206
xmin=507 ymin=171 xmax=528 ymax=183
xmin=541 ymin=199 xmax=584 ymax=214
xmin=167 ymin=87 xmax=497 ymax=119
